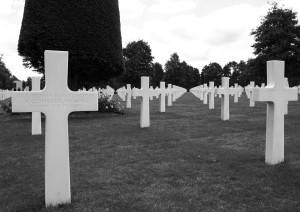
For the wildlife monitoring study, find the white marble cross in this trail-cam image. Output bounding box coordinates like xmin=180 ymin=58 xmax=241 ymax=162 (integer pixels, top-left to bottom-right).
xmin=31 ymin=77 xmax=42 ymax=135
xmin=132 ymin=77 xmax=156 ymax=128
xmin=217 ymin=77 xmax=233 ymax=120
xmin=126 ymin=84 xmax=132 ymax=108
xmin=149 ymin=86 xmax=154 ymax=100
xmin=172 ymin=86 xmax=177 ymax=102
xmin=233 ymin=83 xmax=239 ymax=103
xmin=252 ymin=61 xmax=298 ymax=165
xmin=249 ymin=81 xmax=255 ymax=107
xmin=12 ymin=51 xmax=98 ymax=207
xmin=167 ymin=84 xmax=173 ymax=106
xmin=203 ymin=84 xmax=208 ymax=105
xmin=158 ymin=82 xmax=167 ymax=112
xmin=207 ymin=82 xmax=215 ymax=109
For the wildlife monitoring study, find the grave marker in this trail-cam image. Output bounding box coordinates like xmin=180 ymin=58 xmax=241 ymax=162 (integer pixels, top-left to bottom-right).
xmin=207 ymin=82 xmax=215 ymax=109
xmin=12 ymin=51 xmax=98 ymax=206
xmin=126 ymin=84 xmax=132 ymax=108
xmin=132 ymin=77 xmax=156 ymax=128
xmin=217 ymin=77 xmax=233 ymax=120
xmin=203 ymin=84 xmax=208 ymax=104
xmin=159 ymin=82 xmax=167 ymax=112
xmin=252 ymin=61 xmax=298 ymax=165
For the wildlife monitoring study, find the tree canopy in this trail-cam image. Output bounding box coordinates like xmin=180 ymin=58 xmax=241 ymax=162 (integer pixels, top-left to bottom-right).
xmin=121 ymin=40 xmax=155 ymax=88
xmin=18 ymin=0 xmax=124 ymax=90
xmin=251 ymin=2 xmax=300 ymax=86
xmin=164 ymin=53 xmax=200 ymax=90
xmin=0 ymin=54 xmax=18 ymax=90
xmin=201 ymin=62 xmax=223 ymax=86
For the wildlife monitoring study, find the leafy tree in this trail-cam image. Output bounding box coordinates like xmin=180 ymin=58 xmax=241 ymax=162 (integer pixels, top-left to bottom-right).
xmin=151 ymin=62 xmax=164 ymax=87
xmin=18 ymin=0 xmax=124 ymax=90
xmin=0 ymin=54 xmax=18 ymax=90
xmin=229 ymin=61 xmax=245 ymax=86
xmin=251 ymin=2 xmax=300 ymax=86
xmin=223 ymin=61 xmax=238 ymax=85
xmin=222 ymin=62 xmax=234 ymax=77
xmin=201 ymin=62 xmax=223 ymax=86
xmin=181 ymin=61 xmax=200 ymax=90
xmin=121 ymin=40 xmax=154 ymax=88
xmin=164 ymin=53 xmax=183 ymax=86
xmin=164 ymin=53 xmax=200 ymax=89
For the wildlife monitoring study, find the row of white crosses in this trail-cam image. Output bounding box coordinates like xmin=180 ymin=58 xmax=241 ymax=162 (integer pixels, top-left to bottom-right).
xmin=0 ymin=89 xmax=13 ymax=101
xmin=0 ymin=81 xmax=34 ymax=101
xmin=230 ymin=83 xmax=244 ymax=103
xmin=99 ymin=86 xmax=115 ymax=100
xmin=190 ymin=79 xmax=241 ymax=120
xmin=79 ymin=86 xmax=115 ymax=100
xmin=9 ymin=53 xmax=299 ymax=209
xmin=130 ymin=77 xmax=186 ymax=128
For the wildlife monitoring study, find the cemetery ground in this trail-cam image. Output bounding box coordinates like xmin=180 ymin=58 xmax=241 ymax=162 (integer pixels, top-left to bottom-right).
xmin=0 ymin=92 xmax=300 ymax=211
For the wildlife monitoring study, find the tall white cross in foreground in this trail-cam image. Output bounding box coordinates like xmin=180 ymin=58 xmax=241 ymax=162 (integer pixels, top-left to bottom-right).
xmin=252 ymin=61 xmax=298 ymax=165
xmin=31 ymin=76 xmax=42 ymax=135
xmin=132 ymin=76 xmax=155 ymax=128
xmin=12 ymin=51 xmax=98 ymax=207
xmin=217 ymin=77 xmax=233 ymax=120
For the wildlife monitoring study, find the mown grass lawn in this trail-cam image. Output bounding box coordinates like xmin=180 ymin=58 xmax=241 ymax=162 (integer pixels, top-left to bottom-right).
xmin=0 ymin=92 xmax=299 ymax=211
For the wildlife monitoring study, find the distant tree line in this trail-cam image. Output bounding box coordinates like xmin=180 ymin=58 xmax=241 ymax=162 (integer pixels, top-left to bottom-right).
xmin=0 ymin=54 xmax=18 ymax=90
xmin=16 ymin=2 xmax=300 ymax=90
xmin=118 ymin=3 xmax=300 ymax=89
xmin=117 ymin=40 xmax=201 ymax=90
xmin=202 ymin=3 xmax=300 ymax=87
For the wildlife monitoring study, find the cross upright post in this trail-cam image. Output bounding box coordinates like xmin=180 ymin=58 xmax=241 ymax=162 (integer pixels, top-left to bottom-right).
xmin=252 ymin=61 xmax=298 ymax=165
xmin=172 ymin=86 xmax=177 ymax=102
xmin=159 ymin=82 xmax=167 ymax=112
xmin=233 ymin=83 xmax=239 ymax=103
xmin=167 ymin=84 xmax=173 ymax=106
xmin=207 ymin=82 xmax=215 ymax=109
xmin=149 ymin=86 xmax=154 ymax=100
xmin=126 ymin=84 xmax=132 ymax=108
xmin=217 ymin=77 xmax=232 ymax=120
xmin=31 ymin=76 xmax=42 ymax=135
xmin=132 ymin=77 xmax=154 ymax=128
xmin=12 ymin=51 xmax=98 ymax=207
xmin=249 ymin=81 xmax=255 ymax=107
xmin=203 ymin=84 xmax=208 ymax=104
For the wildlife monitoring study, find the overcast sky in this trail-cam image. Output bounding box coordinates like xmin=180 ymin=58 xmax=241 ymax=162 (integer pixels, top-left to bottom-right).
xmin=1 ymin=0 xmax=300 ymax=81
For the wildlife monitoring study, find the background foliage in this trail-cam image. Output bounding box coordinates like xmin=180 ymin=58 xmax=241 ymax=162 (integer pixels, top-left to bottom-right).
xmin=18 ymin=0 xmax=124 ymax=90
